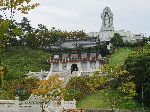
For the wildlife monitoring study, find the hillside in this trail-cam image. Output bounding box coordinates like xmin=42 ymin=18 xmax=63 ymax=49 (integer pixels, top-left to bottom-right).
xmin=109 ymin=48 xmax=134 ymax=66
xmin=77 ymin=47 xmax=141 ymax=110
xmin=2 ymin=46 xmax=51 ymax=80
xmin=77 ymin=90 xmax=141 ymax=110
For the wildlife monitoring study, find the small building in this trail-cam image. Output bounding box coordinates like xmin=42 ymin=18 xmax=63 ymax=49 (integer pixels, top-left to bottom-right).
xmin=46 ymin=38 xmax=107 ymax=80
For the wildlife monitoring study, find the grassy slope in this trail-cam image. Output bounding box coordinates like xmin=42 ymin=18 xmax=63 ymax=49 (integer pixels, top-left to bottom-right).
xmin=2 ymin=46 xmax=51 ymax=80
xmin=77 ymin=47 xmax=142 ymax=110
xmin=77 ymin=90 xmax=141 ymax=110
xmin=109 ymin=48 xmax=134 ymax=66
xmin=77 ymin=91 xmax=107 ymax=109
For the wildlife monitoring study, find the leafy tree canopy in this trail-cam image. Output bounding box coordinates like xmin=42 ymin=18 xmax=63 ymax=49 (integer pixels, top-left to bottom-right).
xmin=124 ymin=44 xmax=150 ymax=106
xmin=110 ymin=33 xmax=124 ymax=47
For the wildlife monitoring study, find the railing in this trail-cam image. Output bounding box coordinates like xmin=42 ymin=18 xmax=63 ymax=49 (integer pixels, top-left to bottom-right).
xmin=48 ymin=57 xmax=102 ymax=63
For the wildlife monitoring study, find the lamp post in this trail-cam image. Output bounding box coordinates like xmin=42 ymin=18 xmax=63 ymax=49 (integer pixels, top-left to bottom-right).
xmin=141 ymin=85 xmax=145 ymax=112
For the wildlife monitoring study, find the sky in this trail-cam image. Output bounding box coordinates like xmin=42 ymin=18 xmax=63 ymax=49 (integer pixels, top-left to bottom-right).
xmin=2 ymin=0 xmax=150 ymax=36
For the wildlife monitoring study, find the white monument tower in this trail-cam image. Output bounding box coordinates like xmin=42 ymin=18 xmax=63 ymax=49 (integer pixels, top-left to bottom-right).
xmin=101 ymin=6 xmax=114 ymax=31
xmin=87 ymin=6 xmax=143 ymax=42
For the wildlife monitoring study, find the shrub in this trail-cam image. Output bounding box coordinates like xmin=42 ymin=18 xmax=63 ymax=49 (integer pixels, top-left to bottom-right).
xmin=64 ymin=89 xmax=84 ymax=101
xmin=65 ymin=76 xmax=96 ymax=100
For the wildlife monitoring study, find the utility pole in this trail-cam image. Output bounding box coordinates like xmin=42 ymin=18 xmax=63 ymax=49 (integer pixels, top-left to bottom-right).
xmin=141 ymin=85 xmax=145 ymax=112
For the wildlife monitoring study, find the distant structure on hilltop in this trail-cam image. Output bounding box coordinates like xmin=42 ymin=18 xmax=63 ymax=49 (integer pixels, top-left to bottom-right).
xmin=87 ymin=6 xmax=143 ymax=43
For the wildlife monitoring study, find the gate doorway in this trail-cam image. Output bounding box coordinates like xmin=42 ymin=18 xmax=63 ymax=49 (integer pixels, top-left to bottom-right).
xmin=71 ymin=64 xmax=78 ymax=74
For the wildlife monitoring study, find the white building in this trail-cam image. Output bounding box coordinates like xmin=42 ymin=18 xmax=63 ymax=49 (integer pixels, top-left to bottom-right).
xmin=46 ymin=38 xmax=105 ymax=81
xmin=87 ymin=6 xmax=144 ymax=43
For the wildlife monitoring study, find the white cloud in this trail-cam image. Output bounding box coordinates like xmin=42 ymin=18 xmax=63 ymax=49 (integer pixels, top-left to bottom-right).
xmin=1 ymin=0 xmax=150 ymax=35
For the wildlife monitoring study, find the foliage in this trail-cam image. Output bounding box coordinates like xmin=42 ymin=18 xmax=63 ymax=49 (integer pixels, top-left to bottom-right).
xmin=0 ymin=0 xmax=39 ymax=19
xmin=0 ymin=79 xmax=16 ymax=99
xmin=104 ymin=88 xmax=139 ymax=110
xmin=65 ymin=76 xmax=102 ymax=100
xmin=32 ymin=75 xmax=64 ymax=103
xmin=65 ymin=77 xmax=94 ymax=100
xmin=65 ymin=64 xmax=134 ymax=102
xmin=124 ymin=44 xmax=150 ymax=106
xmin=66 ymin=76 xmax=95 ymax=94
xmin=1 ymin=78 xmax=39 ymax=100
xmin=99 ymin=43 xmax=110 ymax=57
xmin=24 ymin=27 xmax=89 ymax=48
xmin=0 ymin=20 xmax=11 ymax=64
xmin=0 ymin=19 xmax=23 ymax=50
xmin=95 ymin=64 xmax=130 ymax=90
xmin=93 ymin=64 xmax=138 ymax=111
xmin=1 ymin=16 xmax=89 ymax=49
xmin=14 ymin=78 xmax=39 ymax=100
xmin=19 ymin=17 xmax=33 ymax=33
xmin=118 ymin=81 xmax=137 ymax=100
xmin=2 ymin=46 xmax=50 ymax=80
xmin=0 ymin=0 xmax=39 ymax=64
xmin=0 ymin=20 xmax=10 ymax=46
xmin=103 ymin=82 xmax=137 ymax=110
xmin=64 ymin=89 xmax=84 ymax=101
xmin=100 ymin=64 xmax=129 ymax=81
xmin=32 ymin=75 xmax=64 ymax=112
xmin=110 ymin=33 xmax=124 ymax=47
xmin=65 ymin=65 xmax=128 ymax=101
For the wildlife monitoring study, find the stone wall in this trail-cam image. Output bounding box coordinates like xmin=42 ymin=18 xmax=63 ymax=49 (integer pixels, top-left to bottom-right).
xmin=0 ymin=97 xmax=42 ymax=112
xmin=0 ymin=97 xmax=76 ymax=112
xmin=64 ymin=109 xmax=142 ymax=112
xmin=61 ymin=99 xmax=76 ymax=109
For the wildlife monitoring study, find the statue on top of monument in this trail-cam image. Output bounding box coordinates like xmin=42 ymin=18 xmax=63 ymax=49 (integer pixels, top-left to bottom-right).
xmin=101 ymin=6 xmax=114 ymax=31
xmin=105 ymin=13 xmax=110 ymax=28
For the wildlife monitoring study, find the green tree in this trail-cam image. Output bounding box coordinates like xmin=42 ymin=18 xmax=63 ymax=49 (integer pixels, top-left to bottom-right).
xmin=18 ymin=17 xmax=33 ymax=46
xmin=0 ymin=79 xmax=16 ymax=99
xmin=14 ymin=78 xmax=39 ymax=100
xmin=124 ymin=44 xmax=150 ymax=107
xmin=1 ymin=78 xmax=39 ymax=100
xmin=99 ymin=65 xmax=137 ymax=111
xmin=65 ymin=75 xmax=109 ymax=100
xmin=110 ymin=33 xmax=124 ymax=47
xmin=0 ymin=19 xmax=11 ymax=64
xmin=0 ymin=0 xmax=39 ymax=92
xmin=65 ymin=76 xmax=95 ymax=100
xmin=19 ymin=17 xmax=33 ymax=33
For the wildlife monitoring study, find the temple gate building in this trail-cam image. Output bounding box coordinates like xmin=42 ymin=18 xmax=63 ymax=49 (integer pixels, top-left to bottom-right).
xmin=46 ymin=38 xmax=107 ymax=80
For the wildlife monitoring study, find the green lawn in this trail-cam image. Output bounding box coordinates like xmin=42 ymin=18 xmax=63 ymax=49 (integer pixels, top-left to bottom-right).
xmin=77 ymin=91 xmax=107 ymax=109
xmin=2 ymin=46 xmax=51 ymax=80
xmin=77 ymin=90 xmax=141 ymax=110
xmin=109 ymin=48 xmax=134 ymax=66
